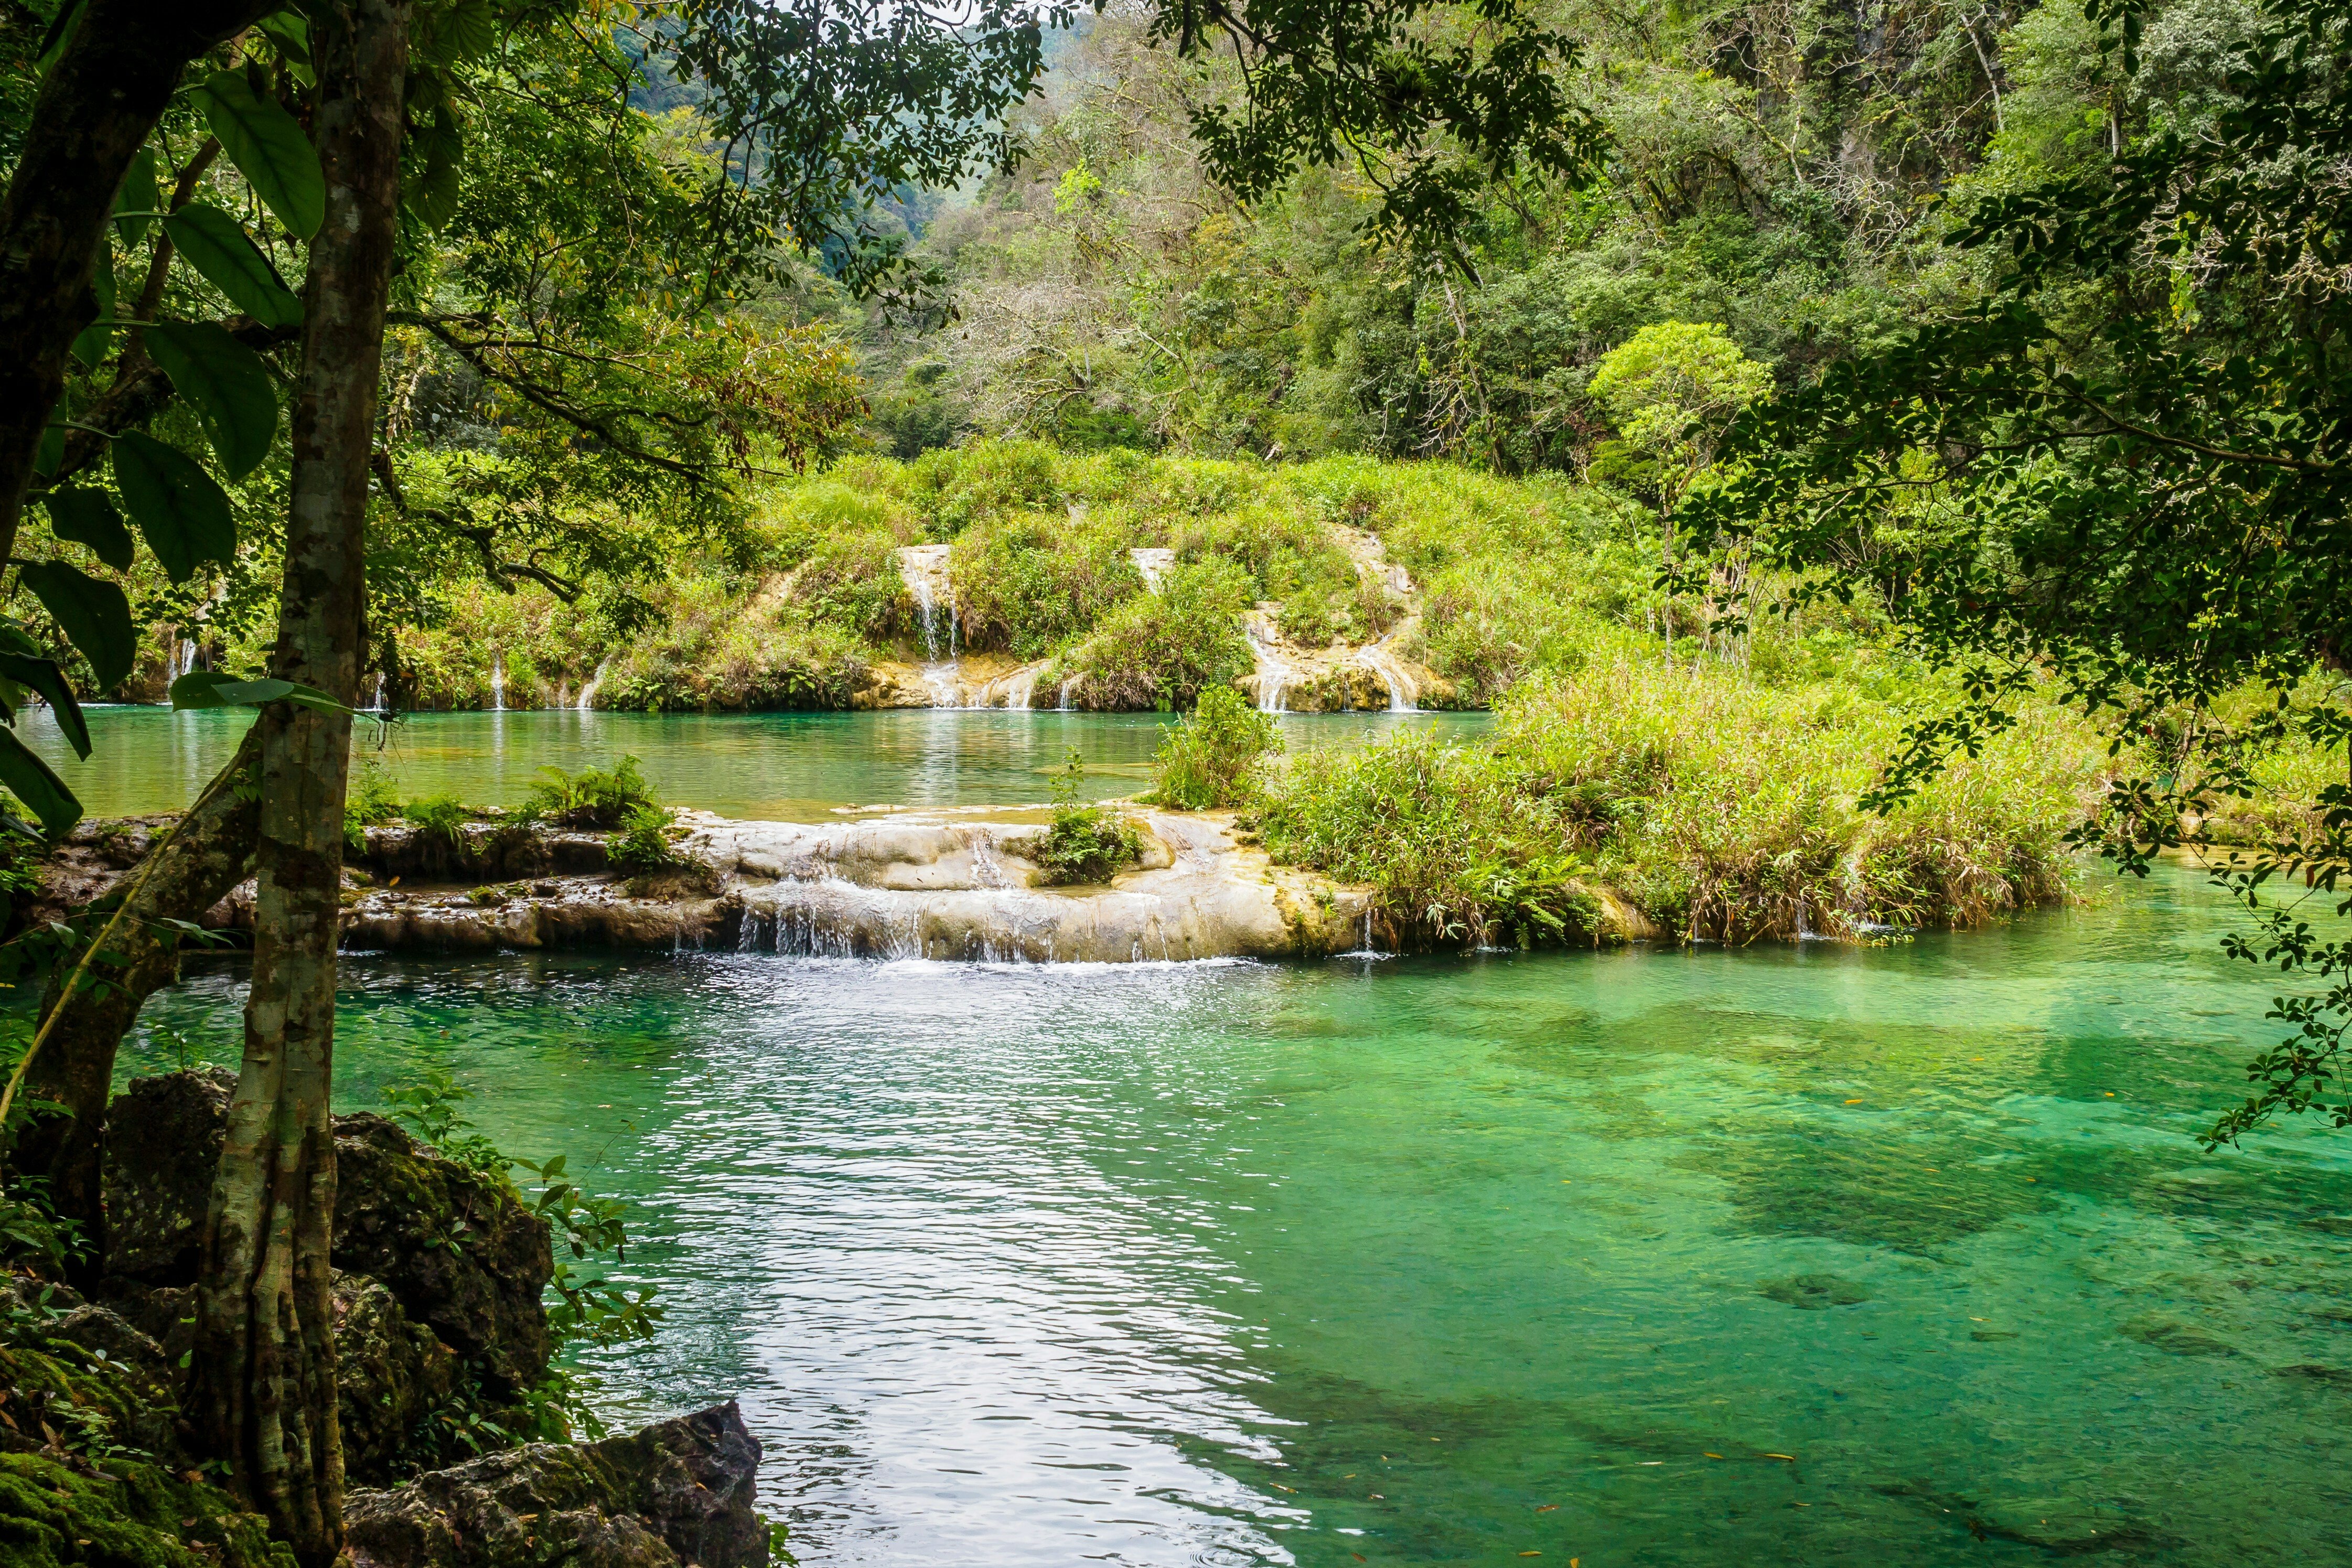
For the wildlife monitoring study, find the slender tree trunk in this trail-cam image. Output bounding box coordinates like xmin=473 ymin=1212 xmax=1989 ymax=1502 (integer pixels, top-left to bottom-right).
xmin=190 ymin=3 xmax=407 ymax=1560
xmin=10 ymin=728 xmax=262 ymax=1268
xmin=0 ymin=0 xmax=274 ymax=562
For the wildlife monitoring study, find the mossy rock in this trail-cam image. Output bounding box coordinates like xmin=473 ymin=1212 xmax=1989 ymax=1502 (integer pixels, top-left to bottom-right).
xmin=0 ymin=1451 xmax=293 ymax=1568
xmin=0 ymin=1334 xmax=177 ymax=1472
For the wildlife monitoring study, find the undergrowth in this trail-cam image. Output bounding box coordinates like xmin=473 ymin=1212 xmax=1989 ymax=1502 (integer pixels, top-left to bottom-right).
xmin=1034 ymin=753 xmax=1143 ymax=886
xmin=1152 ymin=686 xmax=1281 ymax=810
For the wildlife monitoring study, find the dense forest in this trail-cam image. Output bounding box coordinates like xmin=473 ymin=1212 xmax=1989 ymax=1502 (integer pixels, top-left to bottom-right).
xmin=0 ymin=0 xmax=2346 ymax=1563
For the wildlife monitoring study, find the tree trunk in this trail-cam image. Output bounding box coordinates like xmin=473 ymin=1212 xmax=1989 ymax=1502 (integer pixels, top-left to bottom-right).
xmin=190 ymin=2 xmax=408 ymax=1560
xmin=10 ymin=726 xmax=262 ymax=1269
xmin=0 ymin=0 xmax=275 ymax=562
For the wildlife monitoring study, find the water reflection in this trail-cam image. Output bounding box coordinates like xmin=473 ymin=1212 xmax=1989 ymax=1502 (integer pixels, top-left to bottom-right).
xmin=33 ymin=705 xmax=1487 ymax=819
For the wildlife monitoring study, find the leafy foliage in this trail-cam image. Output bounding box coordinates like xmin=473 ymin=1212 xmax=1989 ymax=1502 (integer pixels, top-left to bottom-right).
xmin=1034 ymin=751 xmax=1144 ymax=885
xmin=520 ymin=756 xmax=658 ymax=831
xmin=1152 ymin=685 xmax=1281 ymax=809
xmin=1704 ymin=0 xmax=2352 ymax=1142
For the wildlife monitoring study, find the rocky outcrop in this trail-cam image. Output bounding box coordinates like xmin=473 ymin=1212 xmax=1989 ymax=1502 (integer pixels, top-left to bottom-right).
xmin=335 ymin=1275 xmax=459 ymax=1486
xmin=94 ymin=1071 xmax=554 ymax=1480
xmin=331 ymin=1114 xmax=553 ymax=1399
xmin=345 ymin=1402 xmax=770 ymax=1568
xmin=102 ymin=1071 xmax=233 ymax=1285
xmin=355 ymin=821 xmax=613 ymax=885
xmin=335 ymin=809 xmax=1382 ymax=962
xmin=321 ymin=807 xmax=1656 ymax=960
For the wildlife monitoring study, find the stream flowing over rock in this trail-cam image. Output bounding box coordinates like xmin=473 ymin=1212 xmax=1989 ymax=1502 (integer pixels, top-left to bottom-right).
xmin=345 ymin=1402 xmax=770 ymax=1568
xmin=328 ymin=809 xmax=1411 ymax=962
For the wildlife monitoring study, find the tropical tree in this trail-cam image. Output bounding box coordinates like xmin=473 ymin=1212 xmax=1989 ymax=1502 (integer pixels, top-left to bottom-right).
xmin=1705 ymin=0 xmax=2352 ymax=1143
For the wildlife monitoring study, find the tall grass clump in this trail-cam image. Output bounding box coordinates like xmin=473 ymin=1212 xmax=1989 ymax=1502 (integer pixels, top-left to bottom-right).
xmin=1152 ymin=686 xmax=1282 ymax=809
xmin=1497 ymin=659 xmax=2100 ymax=939
xmin=1256 ymin=649 xmax=2103 ymax=947
xmin=1255 ymin=729 xmax=1594 ymax=946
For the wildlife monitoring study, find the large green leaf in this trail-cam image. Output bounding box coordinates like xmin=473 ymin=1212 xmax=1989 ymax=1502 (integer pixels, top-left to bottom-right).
xmin=170 ymin=670 xmax=349 ymax=716
xmin=112 ymin=431 xmax=236 ymax=582
xmin=197 ymin=71 xmax=325 ymax=240
xmin=70 ymin=259 xmax=113 ymax=369
xmin=162 ymin=205 xmax=303 ymax=329
xmin=0 ymin=653 xmax=90 ymax=759
xmin=33 ymin=426 xmax=61 ymax=479
xmin=0 ymin=727 xmax=81 ymax=842
xmin=40 ymin=488 xmax=134 ymax=572
xmin=256 ymin=10 xmax=315 ymax=87
xmin=142 ymin=321 xmax=279 ymax=478
xmin=116 ymin=144 xmax=158 ymax=245
xmin=18 ymin=561 xmax=134 ymax=693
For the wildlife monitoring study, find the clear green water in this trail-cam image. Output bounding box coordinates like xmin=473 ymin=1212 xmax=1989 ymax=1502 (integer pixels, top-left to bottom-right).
xmin=29 ymin=706 xmax=1486 ymax=820
xmin=121 ymin=866 xmax=2352 ymax=1566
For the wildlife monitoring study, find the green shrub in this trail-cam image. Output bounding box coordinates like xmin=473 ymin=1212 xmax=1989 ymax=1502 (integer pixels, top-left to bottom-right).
xmin=950 ymin=512 xmax=1142 ymax=656
xmin=608 ymin=802 xmax=682 ymax=876
xmin=345 ymin=765 xmax=402 ymax=852
xmin=520 ymin=755 xmax=658 ymax=830
xmin=1055 ymin=557 xmax=1253 ymax=710
xmin=909 ymin=438 xmax=1062 ymax=532
xmin=1256 ymin=729 xmax=1591 ymax=946
xmin=1034 ymin=753 xmax=1144 ymax=885
xmin=788 ymin=532 xmax=910 ymax=641
xmin=404 ymin=795 xmax=472 ymax=847
xmin=1497 ymin=659 xmax=2096 ymax=939
xmin=1153 ymin=686 xmax=1282 ymax=810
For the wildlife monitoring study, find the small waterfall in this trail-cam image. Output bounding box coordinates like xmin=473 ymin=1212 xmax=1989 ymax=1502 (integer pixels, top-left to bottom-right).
xmin=171 ymin=632 xmax=199 ymax=681
xmin=897 ymin=545 xmax=962 ymax=707
xmin=370 ymin=672 xmax=385 ymax=712
xmin=1005 ymin=664 xmax=1041 ymax=711
xmin=577 ymin=658 xmax=609 ymax=712
xmin=1244 ymin=616 xmax=1293 ymax=714
xmin=489 ymin=650 xmax=506 ymax=711
xmin=1357 ymin=628 xmax=1417 ymax=713
xmin=1058 ymin=676 xmax=1079 ymax=712
xmin=1130 ymin=547 xmax=1174 ymax=594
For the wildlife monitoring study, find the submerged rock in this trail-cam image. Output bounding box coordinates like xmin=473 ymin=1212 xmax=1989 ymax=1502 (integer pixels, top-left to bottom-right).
xmin=1758 ymin=1273 xmax=1871 ymax=1309
xmin=2117 ymin=1314 xmax=2236 ymax=1357
xmin=345 ymin=1401 xmax=770 ymax=1568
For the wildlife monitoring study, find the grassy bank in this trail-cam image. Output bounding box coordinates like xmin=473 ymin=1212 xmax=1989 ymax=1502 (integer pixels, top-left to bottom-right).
xmin=1241 ymin=635 xmax=2107 ymax=946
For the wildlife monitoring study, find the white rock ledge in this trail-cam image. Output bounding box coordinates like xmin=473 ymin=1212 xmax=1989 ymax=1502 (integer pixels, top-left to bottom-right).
xmin=331 ymin=809 xmax=1378 ymax=964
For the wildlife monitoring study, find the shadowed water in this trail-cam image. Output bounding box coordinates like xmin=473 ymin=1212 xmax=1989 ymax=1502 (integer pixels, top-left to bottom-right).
xmin=122 ymin=864 xmax=2352 ymax=1566
xmin=28 ymin=706 xmax=1487 ymax=820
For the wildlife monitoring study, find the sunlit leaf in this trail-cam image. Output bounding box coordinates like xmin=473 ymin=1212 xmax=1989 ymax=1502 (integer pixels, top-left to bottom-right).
xmin=116 ymin=144 xmax=159 ymax=245
xmin=0 ymin=653 xmax=90 ymax=758
xmin=0 ymin=728 xmax=80 ymax=842
xmin=170 ymin=670 xmax=350 ymax=716
xmin=39 ymin=489 xmax=134 ymax=572
xmin=141 ymin=321 xmax=279 ymax=478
